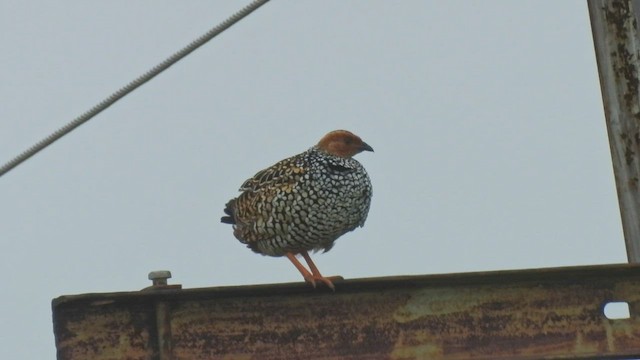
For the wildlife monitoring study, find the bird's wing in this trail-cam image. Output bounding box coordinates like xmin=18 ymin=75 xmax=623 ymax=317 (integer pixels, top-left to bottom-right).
xmin=239 ymin=156 xmax=307 ymax=192
xmin=231 ymin=156 xmax=308 ymax=245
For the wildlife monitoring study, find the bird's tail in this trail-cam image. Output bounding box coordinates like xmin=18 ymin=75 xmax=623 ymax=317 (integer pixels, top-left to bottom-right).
xmin=220 ymin=199 xmax=236 ymax=224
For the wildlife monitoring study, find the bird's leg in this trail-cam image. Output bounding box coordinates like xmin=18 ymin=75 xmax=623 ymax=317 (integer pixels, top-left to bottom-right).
xmin=300 ymin=251 xmax=336 ymax=291
xmin=285 ymin=252 xmax=337 ymax=290
xmin=285 ymin=252 xmax=317 ymax=288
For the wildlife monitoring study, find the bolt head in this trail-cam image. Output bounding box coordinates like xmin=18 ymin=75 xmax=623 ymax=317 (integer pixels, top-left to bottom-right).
xmin=148 ymin=270 xmax=172 ymax=281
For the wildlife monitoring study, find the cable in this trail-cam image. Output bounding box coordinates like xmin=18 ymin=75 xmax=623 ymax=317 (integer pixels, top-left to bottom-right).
xmin=0 ymin=0 xmax=270 ymax=178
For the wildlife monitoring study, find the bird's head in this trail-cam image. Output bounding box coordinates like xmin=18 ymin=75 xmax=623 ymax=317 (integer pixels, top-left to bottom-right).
xmin=316 ymin=130 xmax=373 ymax=158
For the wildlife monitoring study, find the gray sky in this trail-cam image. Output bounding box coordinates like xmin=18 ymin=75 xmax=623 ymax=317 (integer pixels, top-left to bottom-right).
xmin=0 ymin=1 xmax=627 ymax=358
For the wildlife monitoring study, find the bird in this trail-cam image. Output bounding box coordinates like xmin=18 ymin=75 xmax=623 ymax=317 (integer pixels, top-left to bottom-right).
xmin=221 ymin=130 xmax=373 ymax=290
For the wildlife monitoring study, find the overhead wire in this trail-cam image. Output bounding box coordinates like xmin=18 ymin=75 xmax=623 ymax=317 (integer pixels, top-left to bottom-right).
xmin=0 ymin=0 xmax=270 ymax=178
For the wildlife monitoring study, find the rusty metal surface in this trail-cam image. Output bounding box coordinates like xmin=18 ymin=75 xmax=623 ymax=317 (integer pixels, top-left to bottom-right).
xmin=589 ymin=0 xmax=640 ymax=263
xmin=53 ymin=264 xmax=640 ymax=359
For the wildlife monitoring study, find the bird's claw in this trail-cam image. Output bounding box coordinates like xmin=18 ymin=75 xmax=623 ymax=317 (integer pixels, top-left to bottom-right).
xmin=304 ymin=275 xmax=339 ymax=291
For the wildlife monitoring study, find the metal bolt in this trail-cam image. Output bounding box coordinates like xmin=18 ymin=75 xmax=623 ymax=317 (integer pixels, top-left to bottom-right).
xmin=148 ymin=270 xmax=172 ymax=286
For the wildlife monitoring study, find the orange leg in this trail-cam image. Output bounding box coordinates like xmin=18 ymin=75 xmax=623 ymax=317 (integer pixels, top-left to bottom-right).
xmin=285 ymin=252 xmax=336 ymax=291
xmin=285 ymin=252 xmax=315 ymax=287
xmin=301 ymin=251 xmax=336 ymax=291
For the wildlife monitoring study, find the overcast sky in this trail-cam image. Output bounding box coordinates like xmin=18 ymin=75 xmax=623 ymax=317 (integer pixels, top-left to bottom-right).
xmin=0 ymin=1 xmax=628 ymax=358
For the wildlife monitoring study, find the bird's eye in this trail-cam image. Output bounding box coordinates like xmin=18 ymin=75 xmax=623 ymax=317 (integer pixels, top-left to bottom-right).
xmin=345 ymin=137 xmax=353 ymax=145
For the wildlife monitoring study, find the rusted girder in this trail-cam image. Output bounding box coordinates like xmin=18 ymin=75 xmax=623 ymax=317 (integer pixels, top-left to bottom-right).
xmin=589 ymin=0 xmax=640 ymax=263
xmin=52 ymin=264 xmax=640 ymax=359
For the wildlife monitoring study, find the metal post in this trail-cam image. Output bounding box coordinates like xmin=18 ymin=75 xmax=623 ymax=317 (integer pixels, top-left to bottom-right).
xmin=589 ymin=0 xmax=640 ymax=262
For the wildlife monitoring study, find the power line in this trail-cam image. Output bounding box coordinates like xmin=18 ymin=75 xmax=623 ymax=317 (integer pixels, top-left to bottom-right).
xmin=0 ymin=0 xmax=270 ymax=178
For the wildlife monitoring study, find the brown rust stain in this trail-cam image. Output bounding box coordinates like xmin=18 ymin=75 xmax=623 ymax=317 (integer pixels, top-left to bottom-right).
xmin=605 ymin=1 xmax=640 ymax=118
xmin=54 ymin=299 xmax=157 ymax=359
xmin=170 ymin=292 xmax=405 ymax=359
xmin=389 ymin=283 xmax=609 ymax=358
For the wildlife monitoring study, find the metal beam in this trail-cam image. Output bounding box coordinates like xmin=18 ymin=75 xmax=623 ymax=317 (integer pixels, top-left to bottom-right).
xmin=52 ymin=264 xmax=640 ymax=359
xmin=589 ymin=0 xmax=640 ymax=263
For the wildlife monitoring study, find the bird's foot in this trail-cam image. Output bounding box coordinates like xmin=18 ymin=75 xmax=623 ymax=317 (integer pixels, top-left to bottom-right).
xmin=285 ymin=252 xmax=343 ymax=291
xmin=303 ymin=275 xmax=343 ymax=291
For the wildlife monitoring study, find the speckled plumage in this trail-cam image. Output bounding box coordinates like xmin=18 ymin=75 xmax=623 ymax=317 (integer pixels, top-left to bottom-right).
xmin=221 ymin=130 xmax=373 ymax=289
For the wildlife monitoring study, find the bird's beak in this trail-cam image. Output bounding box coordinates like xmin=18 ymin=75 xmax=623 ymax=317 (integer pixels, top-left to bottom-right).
xmin=360 ymin=142 xmax=374 ymax=152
